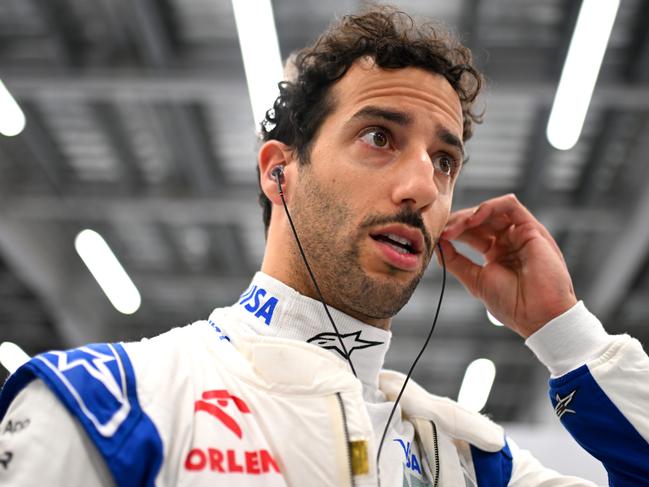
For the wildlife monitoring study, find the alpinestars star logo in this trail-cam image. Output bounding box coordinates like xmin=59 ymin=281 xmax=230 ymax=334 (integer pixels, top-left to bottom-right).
xmin=307 ymin=331 xmax=382 ymax=358
xmin=554 ymin=390 xmax=577 ymax=419
xmin=0 ymin=451 xmax=12 ymax=469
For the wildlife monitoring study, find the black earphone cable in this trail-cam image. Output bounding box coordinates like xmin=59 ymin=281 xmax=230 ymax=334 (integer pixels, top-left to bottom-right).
xmin=274 ymin=173 xmax=358 ymax=377
xmin=273 ymin=166 xmax=447 ymax=484
xmin=375 ymin=241 xmax=446 ymax=486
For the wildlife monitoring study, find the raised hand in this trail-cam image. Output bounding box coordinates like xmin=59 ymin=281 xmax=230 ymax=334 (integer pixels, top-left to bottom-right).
xmin=439 ymin=194 xmax=577 ymax=338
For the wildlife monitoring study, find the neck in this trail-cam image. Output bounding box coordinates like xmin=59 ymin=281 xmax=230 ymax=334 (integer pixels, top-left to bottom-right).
xmin=230 ymin=272 xmax=392 ymax=392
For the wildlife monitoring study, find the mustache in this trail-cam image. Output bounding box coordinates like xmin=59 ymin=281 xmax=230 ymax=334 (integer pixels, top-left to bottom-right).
xmin=360 ymin=208 xmax=433 ymax=254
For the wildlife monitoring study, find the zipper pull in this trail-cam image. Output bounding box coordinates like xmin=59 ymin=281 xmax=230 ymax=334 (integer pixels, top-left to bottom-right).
xmin=349 ymin=440 xmax=369 ymax=476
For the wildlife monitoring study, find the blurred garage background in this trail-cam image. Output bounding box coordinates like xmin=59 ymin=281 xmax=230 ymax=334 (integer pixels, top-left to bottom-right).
xmin=1 ymin=0 xmax=647 ymax=481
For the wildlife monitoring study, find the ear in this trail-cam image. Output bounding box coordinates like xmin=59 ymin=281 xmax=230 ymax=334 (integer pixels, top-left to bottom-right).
xmin=258 ymin=140 xmax=297 ymax=206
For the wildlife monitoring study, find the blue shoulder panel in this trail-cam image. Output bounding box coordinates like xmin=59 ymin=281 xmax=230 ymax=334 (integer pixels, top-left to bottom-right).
xmin=550 ymin=364 xmax=649 ymax=486
xmin=470 ymin=438 xmax=513 ymax=487
xmin=0 ymin=343 xmax=163 ymax=487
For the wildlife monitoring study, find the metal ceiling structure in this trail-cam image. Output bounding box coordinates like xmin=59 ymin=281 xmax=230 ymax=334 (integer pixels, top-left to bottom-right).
xmin=0 ymin=0 xmax=648 ymax=425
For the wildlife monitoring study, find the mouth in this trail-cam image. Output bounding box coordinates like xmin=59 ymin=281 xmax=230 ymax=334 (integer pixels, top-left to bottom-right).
xmin=369 ymin=225 xmax=424 ymax=271
xmin=370 ymin=225 xmax=424 ymax=254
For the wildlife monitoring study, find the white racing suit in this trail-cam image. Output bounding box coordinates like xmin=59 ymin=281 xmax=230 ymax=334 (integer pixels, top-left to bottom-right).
xmin=1 ymin=272 xmax=648 ymax=486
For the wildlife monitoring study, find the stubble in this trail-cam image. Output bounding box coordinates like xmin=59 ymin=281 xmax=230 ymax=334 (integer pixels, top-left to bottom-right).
xmin=288 ymin=167 xmax=433 ymax=322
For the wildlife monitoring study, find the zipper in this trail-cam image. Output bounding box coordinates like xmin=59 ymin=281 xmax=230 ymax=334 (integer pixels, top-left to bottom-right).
xmin=335 ymin=392 xmax=356 ymax=487
xmin=430 ymin=420 xmax=440 ymax=487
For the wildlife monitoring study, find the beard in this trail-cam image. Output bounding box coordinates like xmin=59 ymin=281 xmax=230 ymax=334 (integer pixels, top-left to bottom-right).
xmin=288 ymin=166 xmax=435 ymax=320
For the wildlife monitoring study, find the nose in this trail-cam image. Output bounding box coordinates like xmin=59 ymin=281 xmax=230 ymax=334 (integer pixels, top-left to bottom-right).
xmin=390 ymin=148 xmax=438 ymax=211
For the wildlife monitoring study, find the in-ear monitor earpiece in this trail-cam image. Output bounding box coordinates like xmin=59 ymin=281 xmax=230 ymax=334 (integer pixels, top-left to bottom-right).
xmin=271 ymin=165 xmax=284 ymax=183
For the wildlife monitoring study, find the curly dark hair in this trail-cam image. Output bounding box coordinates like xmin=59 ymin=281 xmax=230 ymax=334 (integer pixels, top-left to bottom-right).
xmin=257 ymin=5 xmax=484 ymax=233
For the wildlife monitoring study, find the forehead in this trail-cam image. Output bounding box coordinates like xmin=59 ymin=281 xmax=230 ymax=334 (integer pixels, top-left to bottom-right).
xmin=329 ymin=59 xmax=463 ymax=139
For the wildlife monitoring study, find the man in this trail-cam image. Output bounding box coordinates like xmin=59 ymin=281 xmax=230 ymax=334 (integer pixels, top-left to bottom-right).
xmin=1 ymin=6 xmax=648 ymax=486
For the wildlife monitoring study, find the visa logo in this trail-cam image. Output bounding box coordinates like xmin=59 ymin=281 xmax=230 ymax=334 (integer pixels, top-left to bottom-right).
xmin=238 ymin=285 xmax=278 ymax=326
xmin=394 ymin=438 xmax=422 ymax=475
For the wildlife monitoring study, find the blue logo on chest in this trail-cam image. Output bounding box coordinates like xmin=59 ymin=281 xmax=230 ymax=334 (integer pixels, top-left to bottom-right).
xmin=394 ymin=438 xmax=422 ymax=475
xmin=238 ymin=285 xmax=278 ymax=326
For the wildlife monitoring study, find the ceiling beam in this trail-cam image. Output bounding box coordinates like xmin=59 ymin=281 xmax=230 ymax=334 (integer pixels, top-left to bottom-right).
xmin=30 ymin=0 xmax=79 ymax=66
xmin=572 ymin=110 xmax=625 ymax=206
xmin=0 ymin=102 xmax=68 ymax=196
xmin=518 ymin=107 xmax=553 ymax=209
xmin=518 ymin=0 xmax=580 ymax=211
xmin=119 ymin=0 xmax=222 ymax=195
xmin=585 ymin=117 xmax=649 ymax=319
xmin=459 ymin=0 xmax=482 ymax=50
xmin=153 ymin=103 xmax=223 ymax=194
xmin=5 ymin=192 xmax=258 ymax=223
xmin=91 ymin=102 xmax=146 ymax=192
xmin=5 ymin=72 xmax=649 ymax=108
xmin=557 ymin=110 xmax=625 ymax=287
xmin=0 ymin=218 xmax=109 ymax=346
xmin=3 ymin=193 xmax=622 ymax=231
xmin=625 ymin=0 xmax=649 ymax=83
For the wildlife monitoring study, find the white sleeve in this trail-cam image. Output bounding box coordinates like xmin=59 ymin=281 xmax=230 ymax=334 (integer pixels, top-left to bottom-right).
xmin=525 ymin=301 xmax=613 ymax=378
xmin=0 ymin=379 xmax=114 ymax=486
xmin=507 ymin=437 xmax=599 ymax=487
xmin=526 ymin=301 xmax=649 ymax=442
xmin=525 ymin=301 xmax=649 ymax=483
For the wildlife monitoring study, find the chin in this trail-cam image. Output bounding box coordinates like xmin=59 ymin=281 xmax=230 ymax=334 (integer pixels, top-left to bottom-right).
xmin=369 ymin=264 xmax=423 ymax=283
xmin=353 ymin=272 xmax=421 ymax=312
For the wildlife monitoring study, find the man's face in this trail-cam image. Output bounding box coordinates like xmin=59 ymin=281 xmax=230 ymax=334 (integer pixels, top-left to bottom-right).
xmin=289 ymin=59 xmax=464 ymax=326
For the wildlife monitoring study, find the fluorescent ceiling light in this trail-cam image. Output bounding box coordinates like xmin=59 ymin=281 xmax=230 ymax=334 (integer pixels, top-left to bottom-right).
xmin=546 ymin=0 xmax=620 ymax=151
xmin=0 ymin=342 xmax=30 ymax=373
xmin=75 ymin=229 xmax=141 ymax=315
xmin=232 ymin=0 xmax=284 ymax=128
xmin=457 ymin=358 xmax=496 ymax=412
xmin=0 ymin=79 xmax=26 ymax=137
xmin=486 ymin=310 xmax=505 ymax=327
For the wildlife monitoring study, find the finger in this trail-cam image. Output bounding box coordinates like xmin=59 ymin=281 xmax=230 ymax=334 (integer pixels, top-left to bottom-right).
xmin=470 ymin=194 xmax=537 ymax=228
xmin=446 ymin=194 xmax=563 ymax=258
xmin=443 ymin=205 xmax=513 ymax=241
xmin=446 ymin=194 xmax=535 ymax=239
xmin=443 ymin=208 xmax=479 ymax=240
xmin=453 ymin=228 xmax=495 ymax=255
xmin=437 ymin=239 xmax=481 ymax=297
xmin=445 ymin=206 xmax=477 ymax=227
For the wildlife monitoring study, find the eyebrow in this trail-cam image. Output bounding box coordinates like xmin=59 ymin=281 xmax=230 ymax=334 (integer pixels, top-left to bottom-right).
xmin=349 ymin=105 xmax=412 ymax=126
xmin=348 ymin=105 xmax=465 ymax=159
xmin=438 ymin=128 xmax=465 ymax=159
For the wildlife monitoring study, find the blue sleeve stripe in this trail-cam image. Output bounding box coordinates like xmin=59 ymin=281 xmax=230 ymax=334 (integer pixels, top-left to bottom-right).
xmin=0 ymin=343 xmax=163 ymax=487
xmin=0 ymin=362 xmax=40 ymax=419
xmin=470 ymin=437 xmax=513 ymax=487
xmin=550 ymin=364 xmax=649 ymax=486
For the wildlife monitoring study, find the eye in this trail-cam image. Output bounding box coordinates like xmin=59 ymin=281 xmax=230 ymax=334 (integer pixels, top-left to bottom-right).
xmin=433 ymin=154 xmax=459 ymax=177
xmin=359 ymin=128 xmax=391 ymax=149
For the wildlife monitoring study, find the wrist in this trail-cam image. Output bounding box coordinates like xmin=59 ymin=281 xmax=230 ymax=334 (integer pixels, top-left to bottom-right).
xmin=517 ymin=295 xmax=578 ymax=339
xmin=525 ymin=301 xmax=611 ymax=377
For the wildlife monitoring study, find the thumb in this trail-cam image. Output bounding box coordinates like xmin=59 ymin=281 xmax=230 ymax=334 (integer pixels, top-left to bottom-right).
xmin=437 ymin=239 xmax=482 ymax=298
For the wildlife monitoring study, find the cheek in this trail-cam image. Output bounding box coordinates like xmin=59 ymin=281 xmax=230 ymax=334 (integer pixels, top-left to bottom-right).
xmin=434 ymin=174 xmax=459 ymax=195
xmin=436 ymin=187 xmax=453 ymax=211
xmin=426 ymin=199 xmax=452 ymax=231
xmin=327 ymin=167 xmax=377 ymax=210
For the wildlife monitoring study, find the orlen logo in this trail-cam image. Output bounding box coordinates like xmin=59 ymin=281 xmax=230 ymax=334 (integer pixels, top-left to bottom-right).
xmin=238 ymin=285 xmax=278 ymax=326
xmin=195 ymin=390 xmax=250 ymax=438
xmin=185 ymin=448 xmax=279 ymax=475
xmin=187 ymin=389 xmax=281 ymax=475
